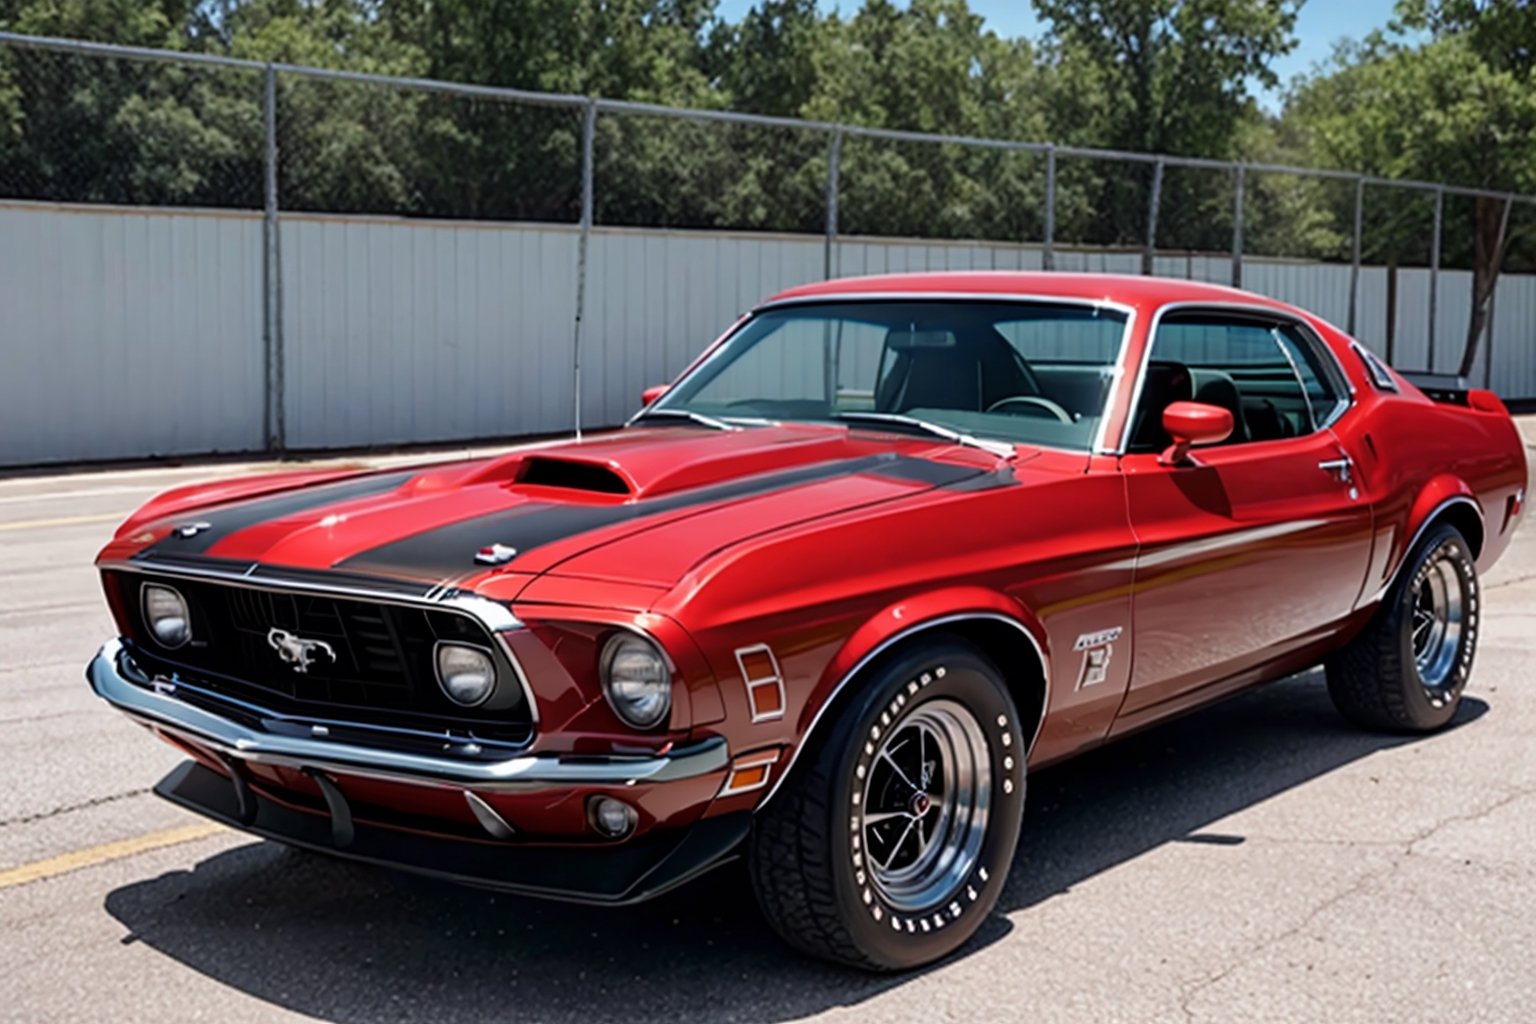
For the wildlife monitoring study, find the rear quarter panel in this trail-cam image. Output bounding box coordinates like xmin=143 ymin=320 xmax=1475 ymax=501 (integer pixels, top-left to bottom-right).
xmin=1329 ymin=350 xmax=1526 ymax=602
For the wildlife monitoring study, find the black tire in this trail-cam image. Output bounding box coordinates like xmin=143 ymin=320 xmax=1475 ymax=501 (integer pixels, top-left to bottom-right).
xmin=749 ymin=638 xmax=1026 ymax=970
xmin=1326 ymin=522 xmax=1479 ymax=732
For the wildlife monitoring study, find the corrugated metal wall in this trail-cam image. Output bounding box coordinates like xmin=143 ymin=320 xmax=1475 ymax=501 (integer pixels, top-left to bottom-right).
xmin=280 ymin=217 xmax=579 ymax=449
xmin=581 ymin=230 xmax=824 ymax=427
xmin=1 ymin=203 xmax=265 ymax=465
xmin=3 ymin=202 xmax=1534 ymax=467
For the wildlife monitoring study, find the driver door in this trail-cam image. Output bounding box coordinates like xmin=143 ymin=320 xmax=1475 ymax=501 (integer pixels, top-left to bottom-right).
xmin=1116 ymin=310 xmax=1374 ymax=722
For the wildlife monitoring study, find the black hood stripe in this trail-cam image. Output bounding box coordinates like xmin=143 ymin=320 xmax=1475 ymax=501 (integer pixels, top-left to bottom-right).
xmin=137 ymin=469 xmax=418 ymax=558
xmin=337 ymin=454 xmax=985 ymax=581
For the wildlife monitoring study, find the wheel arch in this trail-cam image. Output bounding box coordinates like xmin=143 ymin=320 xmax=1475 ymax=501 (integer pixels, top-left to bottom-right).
xmin=1374 ymin=488 xmax=1484 ymax=603
xmin=1407 ymin=485 xmax=1484 ymax=560
xmin=1436 ymin=500 xmax=1485 ymax=560
xmin=756 ymin=589 xmax=1050 ymax=812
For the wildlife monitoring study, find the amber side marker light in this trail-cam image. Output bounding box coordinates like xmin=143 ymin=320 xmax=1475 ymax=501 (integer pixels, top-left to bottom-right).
xmin=720 ymin=753 xmax=778 ymax=797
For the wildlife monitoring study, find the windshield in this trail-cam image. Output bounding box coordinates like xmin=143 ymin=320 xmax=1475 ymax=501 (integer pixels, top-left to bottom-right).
xmin=653 ymin=300 xmax=1129 ymax=451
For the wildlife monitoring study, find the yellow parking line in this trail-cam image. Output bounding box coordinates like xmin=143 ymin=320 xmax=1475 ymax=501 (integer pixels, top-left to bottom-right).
xmin=0 ymin=512 xmax=122 ymax=533
xmin=0 ymin=822 xmax=225 ymax=890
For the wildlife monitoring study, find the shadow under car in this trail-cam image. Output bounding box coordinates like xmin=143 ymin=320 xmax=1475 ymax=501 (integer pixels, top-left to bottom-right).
xmin=104 ymin=670 xmax=1487 ymax=1023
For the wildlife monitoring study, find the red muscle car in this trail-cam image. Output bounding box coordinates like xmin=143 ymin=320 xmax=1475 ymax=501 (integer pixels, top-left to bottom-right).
xmin=88 ymin=272 xmax=1527 ymax=969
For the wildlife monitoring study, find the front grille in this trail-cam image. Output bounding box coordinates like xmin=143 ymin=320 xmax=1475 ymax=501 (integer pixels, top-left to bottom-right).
xmin=113 ymin=570 xmax=533 ymax=745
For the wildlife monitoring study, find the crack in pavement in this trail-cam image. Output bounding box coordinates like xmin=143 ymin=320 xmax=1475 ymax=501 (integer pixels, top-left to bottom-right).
xmin=1173 ymin=785 xmax=1534 ymax=1022
xmin=0 ymin=788 xmax=151 ymax=828
xmin=0 ymin=710 xmax=89 ymax=726
xmin=1486 ymin=571 xmax=1536 ymax=592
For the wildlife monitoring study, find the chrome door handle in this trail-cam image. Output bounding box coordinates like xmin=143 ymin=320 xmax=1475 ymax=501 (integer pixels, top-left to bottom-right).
xmin=1318 ymin=457 xmax=1353 ymax=482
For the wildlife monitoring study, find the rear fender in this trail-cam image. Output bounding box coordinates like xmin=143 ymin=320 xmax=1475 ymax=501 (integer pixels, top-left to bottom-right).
xmin=1373 ymin=480 xmax=1484 ymax=602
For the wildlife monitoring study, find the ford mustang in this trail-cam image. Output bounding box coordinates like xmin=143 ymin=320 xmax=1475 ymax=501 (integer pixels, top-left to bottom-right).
xmin=87 ymin=272 xmax=1527 ymax=969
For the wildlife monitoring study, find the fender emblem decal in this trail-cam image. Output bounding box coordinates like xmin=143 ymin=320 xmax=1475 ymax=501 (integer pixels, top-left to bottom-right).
xmin=1074 ymin=627 xmax=1123 ymax=651
xmin=1073 ymin=627 xmax=1123 ymax=690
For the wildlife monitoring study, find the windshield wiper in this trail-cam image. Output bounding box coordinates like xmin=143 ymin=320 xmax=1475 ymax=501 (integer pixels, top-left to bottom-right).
xmin=630 ymin=408 xmax=737 ymax=431
xmin=833 ymin=412 xmax=1015 ymax=458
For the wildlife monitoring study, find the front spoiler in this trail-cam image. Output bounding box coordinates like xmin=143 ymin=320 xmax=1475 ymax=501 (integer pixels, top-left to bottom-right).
xmin=156 ymin=759 xmax=750 ymax=904
xmin=87 ymin=639 xmax=728 ymax=791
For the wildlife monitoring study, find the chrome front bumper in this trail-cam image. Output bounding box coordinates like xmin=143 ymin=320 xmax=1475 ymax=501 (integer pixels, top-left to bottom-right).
xmin=87 ymin=638 xmax=728 ymax=792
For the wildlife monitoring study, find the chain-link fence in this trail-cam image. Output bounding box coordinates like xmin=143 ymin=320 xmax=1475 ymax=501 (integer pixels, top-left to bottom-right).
xmin=2 ymin=30 xmax=1534 ymax=463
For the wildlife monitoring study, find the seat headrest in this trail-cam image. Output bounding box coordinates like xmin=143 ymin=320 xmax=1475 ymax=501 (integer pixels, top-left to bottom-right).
xmin=1129 ymin=360 xmax=1193 ymax=452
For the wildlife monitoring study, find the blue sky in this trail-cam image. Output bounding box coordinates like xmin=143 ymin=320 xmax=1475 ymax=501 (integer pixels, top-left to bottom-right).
xmin=713 ymin=1 xmax=1405 ymax=112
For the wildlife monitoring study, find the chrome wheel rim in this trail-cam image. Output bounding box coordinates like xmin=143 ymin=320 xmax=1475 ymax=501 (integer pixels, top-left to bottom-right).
xmin=860 ymin=699 xmax=991 ymax=913
xmin=1411 ymin=552 xmax=1464 ymax=695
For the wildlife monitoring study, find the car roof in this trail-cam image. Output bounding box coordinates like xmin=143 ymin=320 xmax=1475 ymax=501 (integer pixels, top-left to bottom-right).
xmin=761 ymin=271 xmax=1299 ymax=315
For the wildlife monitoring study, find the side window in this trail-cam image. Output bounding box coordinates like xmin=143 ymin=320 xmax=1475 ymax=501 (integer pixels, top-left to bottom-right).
xmin=1129 ymin=313 xmax=1337 ymax=452
xmin=1274 ymin=325 xmax=1349 ymax=428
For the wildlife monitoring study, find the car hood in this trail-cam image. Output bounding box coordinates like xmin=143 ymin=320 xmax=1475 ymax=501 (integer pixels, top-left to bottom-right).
xmin=102 ymin=425 xmax=1017 ymax=598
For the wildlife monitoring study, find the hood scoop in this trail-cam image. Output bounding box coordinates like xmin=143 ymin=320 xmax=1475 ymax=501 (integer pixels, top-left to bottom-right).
xmin=515 ymin=457 xmax=633 ymax=496
xmin=459 ymin=425 xmax=901 ymax=500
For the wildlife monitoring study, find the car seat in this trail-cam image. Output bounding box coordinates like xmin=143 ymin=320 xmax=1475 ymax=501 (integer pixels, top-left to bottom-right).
xmin=1128 ymin=360 xmax=1193 ymax=452
xmin=1188 ymin=368 xmax=1248 ymax=445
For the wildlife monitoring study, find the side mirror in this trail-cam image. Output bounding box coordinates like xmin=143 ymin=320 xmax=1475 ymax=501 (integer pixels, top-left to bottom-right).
xmin=1159 ymin=401 xmax=1233 ymax=466
xmin=640 ymin=384 xmax=667 ymax=407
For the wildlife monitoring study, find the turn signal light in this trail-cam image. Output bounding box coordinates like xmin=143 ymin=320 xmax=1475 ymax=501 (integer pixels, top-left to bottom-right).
xmin=720 ymin=753 xmax=778 ymax=796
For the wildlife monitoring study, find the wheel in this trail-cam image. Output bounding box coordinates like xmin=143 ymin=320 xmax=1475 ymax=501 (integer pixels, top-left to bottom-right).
xmin=749 ymin=638 xmax=1026 ymax=970
xmin=1326 ymin=522 xmax=1479 ymax=732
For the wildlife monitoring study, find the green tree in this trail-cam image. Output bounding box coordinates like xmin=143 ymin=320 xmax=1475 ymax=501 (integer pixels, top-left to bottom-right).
xmin=0 ymin=1 xmax=262 ymax=206
xmin=1285 ymin=19 xmax=1536 ymax=373
xmin=1030 ymin=0 xmax=1301 ymax=245
xmin=1396 ymin=0 xmax=1536 ymax=74
xmin=797 ymin=0 xmax=1052 ymax=241
xmin=707 ymin=0 xmax=822 ymax=118
xmin=1393 ymin=0 xmax=1536 ymax=372
xmin=1030 ymin=0 xmax=1301 ymax=156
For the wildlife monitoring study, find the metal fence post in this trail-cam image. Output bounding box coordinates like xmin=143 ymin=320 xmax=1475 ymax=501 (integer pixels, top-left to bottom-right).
xmin=262 ymin=63 xmax=284 ymax=452
xmin=1231 ymin=165 xmax=1245 ymax=289
xmin=1428 ymin=185 xmax=1443 ymax=371
xmin=1348 ymin=176 xmax=1364 ymax=336
xmin=824 ymin=129 xmax=843 ymax=280
xmin=1484 ymin=270 xmax=1500 ymax=391
xmin=1483 ymin=194 xmax=1515 ymax=390
xmin=1043 ymin=145 xmax=1056 ymax=271
xmin=1143 ymin=158 xmax=1164 ymax=277
xmin=572 ymin=100 xmax=597 ymax=440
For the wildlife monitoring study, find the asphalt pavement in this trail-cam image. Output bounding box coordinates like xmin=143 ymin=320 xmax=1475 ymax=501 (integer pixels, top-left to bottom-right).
xmin=2 ymin=429 xmax=1534 ymax=1024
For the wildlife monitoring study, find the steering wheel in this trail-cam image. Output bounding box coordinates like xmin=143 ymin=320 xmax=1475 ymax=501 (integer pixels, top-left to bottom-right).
xmin=985 ymin=396 xmax=1075 ymax=423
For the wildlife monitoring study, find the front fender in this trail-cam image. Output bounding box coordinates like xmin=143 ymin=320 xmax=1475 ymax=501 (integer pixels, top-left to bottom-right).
xmin=750 ymin=587 xmax=1048 ymax=811
xmin=808 ymin=586 xmax=1049 ymax=735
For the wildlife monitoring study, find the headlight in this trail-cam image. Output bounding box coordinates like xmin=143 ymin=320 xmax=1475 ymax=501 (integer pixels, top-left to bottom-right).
xmin=435 ymin=643 xmax=498 ymax=707
xmin=600 ymin=632 xmax=672 ymax=729
xmin=141 ymin=584 xmax=191 ymax=649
